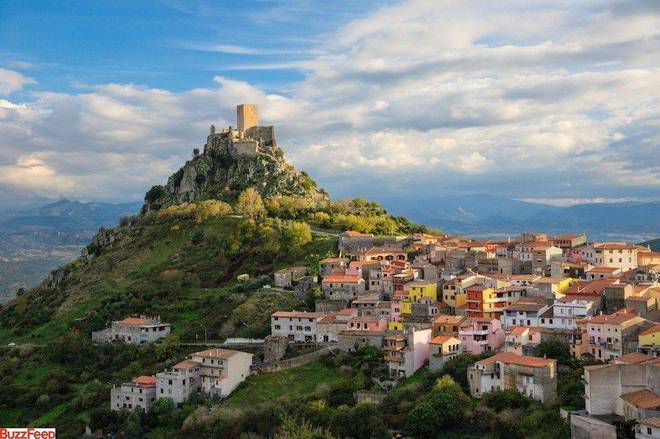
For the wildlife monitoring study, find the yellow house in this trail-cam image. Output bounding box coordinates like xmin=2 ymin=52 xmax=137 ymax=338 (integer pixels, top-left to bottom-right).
xmin=389 ymin=321 xmax=404 ymax=331
xmin=639 ymin=324 xmax=660 ymax=347
xmin=401 ymin=297 xmax=413 ymax=315
xmin=408 ymin=280 xmax=438 ymax=302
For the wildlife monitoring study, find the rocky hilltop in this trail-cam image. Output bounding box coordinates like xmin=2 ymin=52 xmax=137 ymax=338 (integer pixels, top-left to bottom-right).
xmin=143 ymin=108 xmax=327 ymax=211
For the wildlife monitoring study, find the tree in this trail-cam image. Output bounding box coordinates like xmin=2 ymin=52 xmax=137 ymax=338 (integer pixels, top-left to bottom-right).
xmin=276 ymin=416 xmax=335 ymax=439
xmin=537 ymin=336 xmax=572 ymax=365
xmin=237 ymin=188 xmax=266 ymax=220
xmin=406 ymin=402 xmax=440 ymax=438
xmin=279 ymin=221 xmax=312 ymax=253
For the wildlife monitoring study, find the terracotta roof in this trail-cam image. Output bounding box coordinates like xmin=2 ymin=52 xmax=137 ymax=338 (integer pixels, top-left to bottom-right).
xmin=614 ymin=352 xmax=660 ymax=365
xmin=583 ymin=308 xmax=639 ymax=325
xmin=193 ymin=348 xmax=244 ymax=359
xmin=476 ymin=352 xmax=554 ymax=368
xmin=534 ymin=277 xmax=565 ymax=284
xmin=323 ymin=273 xmax=362 ymax=283
xmin=365 ymin=247 xmax=406 ymax=255
xmin=557 ymin=294 xmax=600 ymax=303
xmin=640 ymin=417 xmax=660 ymax=428
xmin=430 ymin=335 xmax=461 ymax=345
xmin=272 ymin=311 xmax=325 ymax=319
xmin=131 ymin=375 xmax=157 ymax=386
xmin=564 ymin=279 xmax=618 ymax=296
xmin=586 ymin=267 xmax=620 ymax=273
xmin=173 ymin=360 xmax=199 ymax=369
xmin=117 ymin=317 xmax=164 ymax=326
xmin=508 ymin=327 xmax=529 ymax=336
xmin=594 ymin=243 xmax=638 ymax=250
xmin=320 ymin=257 xmax=346 ymax=264
xmin=339 ymin=330 xmax=385 ymax=336
xmin=433 ymin=314 xmax=467 ymax=325
xmin=640 ymin=324 xmax=660 ymax=336
xmin=619 ymin=389 xmax=660 ymax=409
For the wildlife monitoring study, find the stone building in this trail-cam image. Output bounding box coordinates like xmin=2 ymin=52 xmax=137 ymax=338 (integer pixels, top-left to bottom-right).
xmin=467 ymin=352 xmax=557 ymax=403
xmin=94 ymin=316 xmax=171 ymax=345
xmin=111 ymin=376 xmax=157 ymax=412
xmin=205 ymin=104 xmax=276 ymax=159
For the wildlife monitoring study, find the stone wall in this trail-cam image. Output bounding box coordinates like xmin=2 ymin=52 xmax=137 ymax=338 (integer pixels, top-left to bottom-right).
xmin=264 ymin=335 xmax=288 ymax=363
xmin=255 ymin=346 xmax=336 ymax=374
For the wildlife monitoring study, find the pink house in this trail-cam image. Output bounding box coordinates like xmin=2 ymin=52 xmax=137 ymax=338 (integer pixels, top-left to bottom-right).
xmin=459 ymin=317 xmax=505 ymax=354
xmin=505 ymin=326 xmax=542 ymax=355
xmin=347 ymin=316 xmax=388 ymax=332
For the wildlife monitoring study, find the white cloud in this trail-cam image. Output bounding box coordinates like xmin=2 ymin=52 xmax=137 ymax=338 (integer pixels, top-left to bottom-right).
xmin=0 ymin=68 xmax=36 ymax=95
xmin=0 ymin=0 xmax=659 ymax=203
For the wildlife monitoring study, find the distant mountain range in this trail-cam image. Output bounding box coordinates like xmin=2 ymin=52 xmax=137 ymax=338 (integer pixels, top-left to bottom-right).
xmin=0 ymin=199 xmax=142 ymax=302
xmin=378 ymin=194 xmax=660 ymax=242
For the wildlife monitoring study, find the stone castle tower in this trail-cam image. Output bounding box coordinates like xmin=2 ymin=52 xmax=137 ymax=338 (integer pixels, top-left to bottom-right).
xmin=237 ymin=104 xmax=258 ymax=133
xmin=205 ymin=104 xmax=276 ymax=158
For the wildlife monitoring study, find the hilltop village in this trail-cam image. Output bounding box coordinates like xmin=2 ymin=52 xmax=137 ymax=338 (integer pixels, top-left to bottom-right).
xmin=108 ymin=225 xmax=660 ymax=438
xmin=4 ymin=105 xmax=658 ymax=438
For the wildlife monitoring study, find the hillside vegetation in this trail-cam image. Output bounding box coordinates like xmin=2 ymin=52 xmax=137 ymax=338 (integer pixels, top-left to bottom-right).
xmin=0 ymin=164 xmax=430 ymax=438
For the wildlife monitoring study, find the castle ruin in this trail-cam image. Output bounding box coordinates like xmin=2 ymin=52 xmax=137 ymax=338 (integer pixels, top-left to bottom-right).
xmin=205 ymin=104 xmax=277 ymax=158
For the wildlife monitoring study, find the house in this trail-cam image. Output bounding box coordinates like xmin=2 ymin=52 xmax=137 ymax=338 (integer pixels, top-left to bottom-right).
xmin=156 ymin=360 xmax=201 ymax=404
xmin=432 ymin=314 xmax=469 ymax=337
xmin=111 ymin=375 xmax=157 ymax=412
xmin=585 ymin=266 xmax=622 ymax=280
xmin=352 ymin=297 xmax=391 ymax=319
xmin=321 ymin=273 xmax=366 ymax=300
xmin=428 ymin=335 xmax=463 ymax=371
xmin=467 ymin=352 xmax=557 ymax=403
xmin=552 ymin=234 xmax=588 ymax=254
xmin=505 ymin=326 xmax=542 ymax=356
xmin=466 ymin=285 xmax=527 ymax=319
xmin=384 ymin=326 xmax=432 ymax=378
xmin=271 ymin=311 xmax=326 ymax=342
xmin=459 ymin=317 xmax=505 ymax=354
xmin=548 ymin=294 xmax=600 ymax=330
xmin=190 ymin=349 xmax=253 ymax=397
xmin=582 ymin=243 xmax=645 ymax=271
xmin=273 ymin=266 xmax=307 ymax=288
xmin=316 ymin=311 xmax=351 ymax=343
xmin=95 ymin=316 xmax=171 ymax=344
xmin=346 ymin=316 xmax=388 ymax=332
xmin=501 ymin=301 xmax=550 ymax=328
xmin=640 ymin=324 xmax=660 ymax=350
xmin=532 ymin=277 xmax=574 ymax=299
xmin=338 ymin=330 xmax=386 ymax=352
xmin=637 ymin=417 xmax=660 ymax=439
xmin=578 ymin=308 xmax=650 ymax=362
xmin=400 ymin=280 xmax=438 ymax=316
xmin=319 ymin=257 xmax=349 ymax=276
xmin=349 ymin=246 xmax=408 ymax=262
xmin=583 ymin=356 xmax=660 ymax=418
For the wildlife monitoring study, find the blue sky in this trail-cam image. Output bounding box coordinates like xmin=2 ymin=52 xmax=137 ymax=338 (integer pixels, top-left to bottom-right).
xmin=0 ymin=0 xmax=659 ymax=207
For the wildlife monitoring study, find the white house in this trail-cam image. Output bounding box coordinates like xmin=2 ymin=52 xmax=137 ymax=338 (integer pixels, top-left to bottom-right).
xmin=271 ymin=311 xmax=326 ymax=343
xmin=156 ymin=360 xmax=201 ymax=404
xmin=111 ymin=376 xmax=157 ymax=412
xmin=190 ymin=349 xmax=253 ymax=397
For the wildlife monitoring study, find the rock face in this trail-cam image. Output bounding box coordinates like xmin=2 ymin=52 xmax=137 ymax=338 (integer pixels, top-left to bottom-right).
xmin=143 ymin=132 xmax=327 ymax=212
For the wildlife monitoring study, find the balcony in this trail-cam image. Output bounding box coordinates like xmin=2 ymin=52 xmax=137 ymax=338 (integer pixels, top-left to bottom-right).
xmin=384 ymin=354 xmax=404 ymax=363
xmin=475 ymin=340 xmax=489 ymax=346
xmin=462 ymin=329 xmax=488 ymax=336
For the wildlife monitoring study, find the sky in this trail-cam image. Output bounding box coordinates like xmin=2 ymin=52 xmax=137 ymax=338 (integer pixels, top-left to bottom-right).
xmin=0 ymin=0 xmax=659 ymax=208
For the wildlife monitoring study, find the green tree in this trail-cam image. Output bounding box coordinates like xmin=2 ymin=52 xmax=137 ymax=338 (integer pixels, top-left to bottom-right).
xmin=537 ymin=336 xmax=572 ymax=365
xmin=276 ymin=416 xmax=335 ymax=439
xmin=237 ymin=188 xmax=266 ymax=220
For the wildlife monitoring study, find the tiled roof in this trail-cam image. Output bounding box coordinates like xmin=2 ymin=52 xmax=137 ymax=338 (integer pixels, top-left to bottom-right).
xmin=193 ymin=348 xmax=243 ymax=359
xmin=477 ymin=352 xmax=554 ymax=368
xmin=131 ymin=375 xmax=157 ymax=386
xmin=430 ymin=335 xmax=461 ymax=345
xmin=619 ymin=389 xmax=660 ymax=409
xmin=583 ymin=308 xmax=638 ymax=325
xmin=433 ymin=314 xmax=466 ymax=325
xmin=586 ymin=266 xmax=620 ymax=273
xmin=117 ymin=317 xmax=163 ymax=326
xmin=614 ymin=352 xmax=660 ymax=365
xmin=509 ymin=327 xmax=528 ymax=336
xmin=272 ymin=311 xmax=325 ymax=319
xmin=323 ymin=273 xmax=362 ymax=283
xmin=640 ymin=324 xmax=660 ymax=336
xmin=320 ymin=257 xmax=346 ymax=264
xmin=173 ymin=360 xmax=199 ymax=369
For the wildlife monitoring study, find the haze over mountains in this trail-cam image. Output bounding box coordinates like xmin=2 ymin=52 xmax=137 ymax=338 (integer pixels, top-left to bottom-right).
xmin=0 ymin=199 xmax=142 ymax=302
xmin=378 ymin=194 xmax=660 ymax=242
xmin=1 ymin=194 xmax=658 ymax=301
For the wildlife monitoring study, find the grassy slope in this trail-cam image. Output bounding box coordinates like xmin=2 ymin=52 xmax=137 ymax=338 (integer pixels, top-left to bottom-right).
xmin=0 ymin=213 xmax=338 ymax=434
xmin=224 ymin=360 xmax=343 ymax=408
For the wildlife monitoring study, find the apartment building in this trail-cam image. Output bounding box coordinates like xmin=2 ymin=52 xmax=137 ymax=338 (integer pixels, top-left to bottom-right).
xmin=384 ymin=326 xmax=432 ymax=378
xmin=459 ymin=317 xmax=505 ymax=354
xmin=111 ymin=375 xmax=157 ymax=412
xmin=190 ymin=349 xmax=253 ymax=397
xmin=271 ymin=311 xmax=326 ymax=342
xmin=579 ymin=308 xmax=651 ymax=362
xmin=467 ymin=352 xmax=557 ymax=403
xmin=428 ymin=335 xmax=463 ymax=371
xmin=321 ymin=273 xmax=366 ymax=300
xmin=156 ymin=360 xmax=201 ymax=404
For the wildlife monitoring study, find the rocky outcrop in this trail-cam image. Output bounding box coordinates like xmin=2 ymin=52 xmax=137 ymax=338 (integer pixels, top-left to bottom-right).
xmin=143 ymin=133 xmax=327 ymax=212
